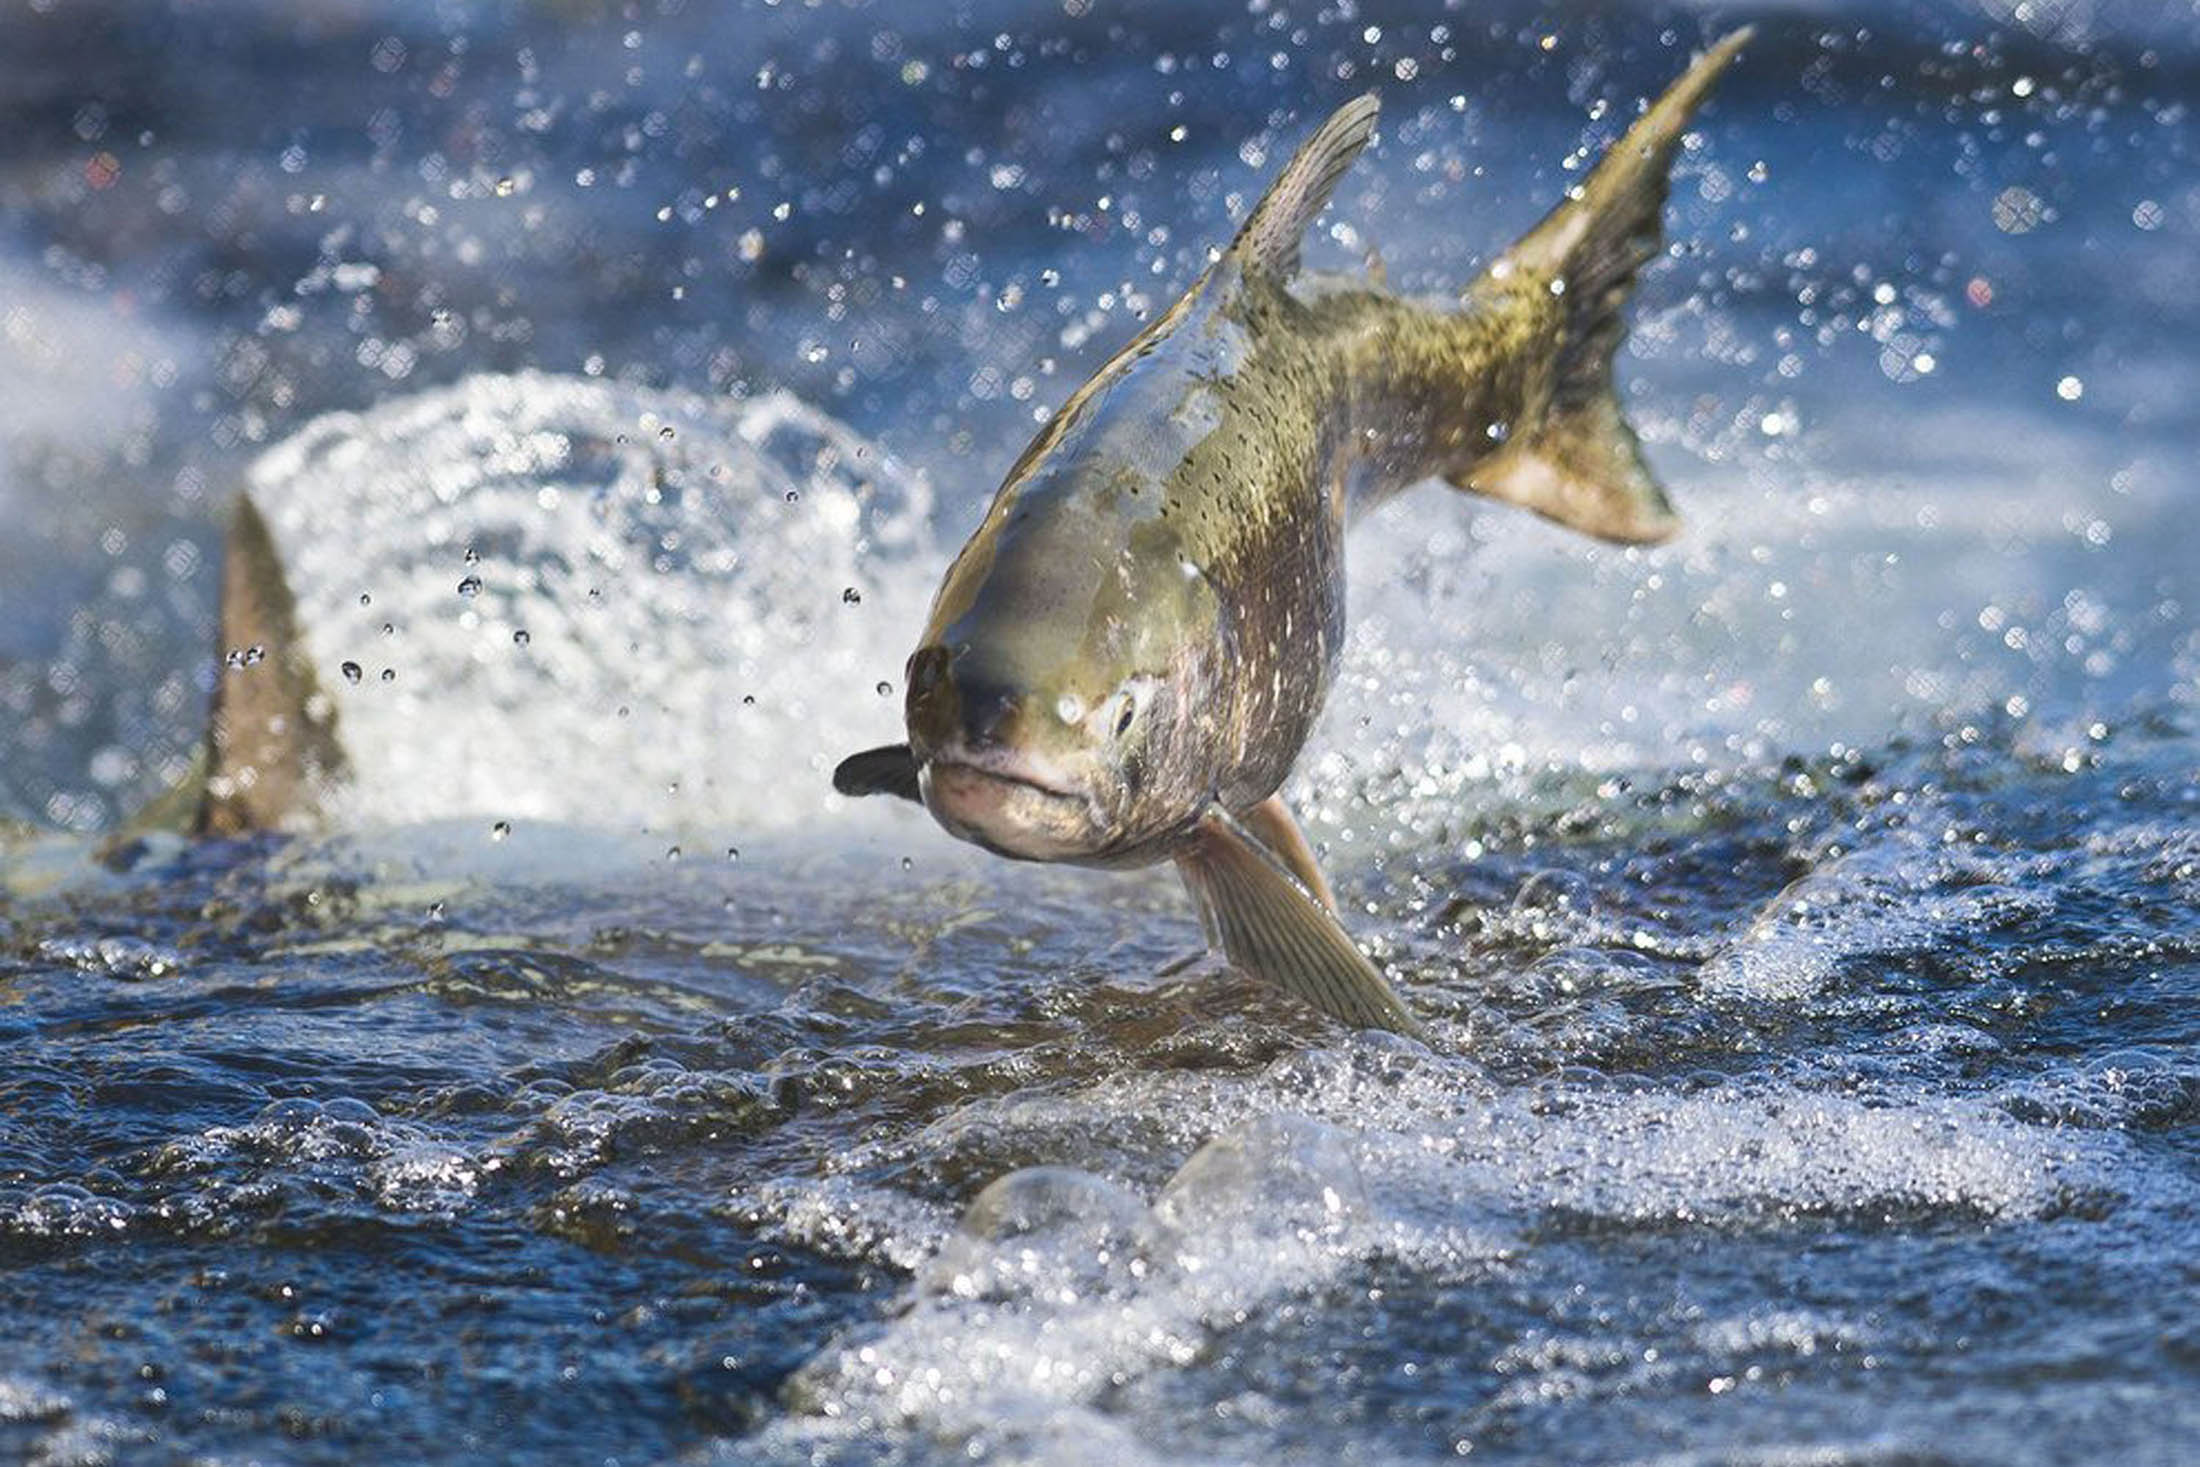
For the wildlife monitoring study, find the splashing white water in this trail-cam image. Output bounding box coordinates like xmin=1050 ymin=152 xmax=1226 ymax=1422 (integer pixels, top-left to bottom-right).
xmin=246 ymin=371 xmax=937 ymax=836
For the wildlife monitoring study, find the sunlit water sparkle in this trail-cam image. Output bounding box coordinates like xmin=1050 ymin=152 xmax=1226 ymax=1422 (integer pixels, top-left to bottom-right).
xmin=4 ymin=2 xmax=2198 ymax=1463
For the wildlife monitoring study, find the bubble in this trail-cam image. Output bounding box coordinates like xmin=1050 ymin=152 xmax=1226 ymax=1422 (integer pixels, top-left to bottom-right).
xmin=341 ymin=661 xmax=363 ymax=684
xmin=513 ymin=629 xmax=531 ymax=646
xmin=876 ymin=681 xmax=893 ymax=697
xmin=457 ymin=575 xmax=483 ymax=597
xmin=842 ymin=587 xmax=862 ymax=605
xmin=490 ymin=820 xmax=510 ymax=841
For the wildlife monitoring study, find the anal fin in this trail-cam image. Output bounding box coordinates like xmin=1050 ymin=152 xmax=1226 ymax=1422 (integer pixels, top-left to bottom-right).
xmin=1175 ymin=808 xmax=1423 ymax=1037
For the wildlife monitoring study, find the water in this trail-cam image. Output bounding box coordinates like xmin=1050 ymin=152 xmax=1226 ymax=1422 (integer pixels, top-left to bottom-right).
xmin=4 ymin=1 xmax=2198 ymax=1462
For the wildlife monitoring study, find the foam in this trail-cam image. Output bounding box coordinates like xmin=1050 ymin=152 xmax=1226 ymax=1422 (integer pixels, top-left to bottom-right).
xmin=747 ymin=1039 xmax=2092 ymax=1458
xmin=1316 ymin=397 xmax=2192 ymax=805
xmin=245 ymin=371 xmax=939 ymax=836
xmin=1698 ymin=811 xmax=2054 ymax=1003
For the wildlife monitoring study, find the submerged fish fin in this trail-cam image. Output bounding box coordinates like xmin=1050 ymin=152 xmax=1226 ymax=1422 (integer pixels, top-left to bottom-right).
xmin=1174 ymin=808 xmax=1423 ymax=1036
xmin=1229 ymin=92 xmax=1380 ymax=281
xmin=1455 ymin=29 xmax=1753 ymax=545
xmin=196 ymin=493 xmax=348 ymax=836
xmin=1238 ymin=794 xmax=1337 ymax=914
xmin=833 ymin=744 xmax=924 ymax=803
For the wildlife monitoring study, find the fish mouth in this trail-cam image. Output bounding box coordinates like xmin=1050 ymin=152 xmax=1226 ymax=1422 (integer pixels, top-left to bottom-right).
xmin=919 ymin=745 xmax=1105 ymax=861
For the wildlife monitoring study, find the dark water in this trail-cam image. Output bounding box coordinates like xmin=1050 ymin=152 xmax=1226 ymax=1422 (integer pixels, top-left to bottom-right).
xmin=4 ymin=1 xmax=2199 ymax=1463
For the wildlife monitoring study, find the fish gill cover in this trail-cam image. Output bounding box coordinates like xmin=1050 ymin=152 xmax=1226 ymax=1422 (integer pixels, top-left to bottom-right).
xmin=1 ymin=1 xmax=2198 ymax=1465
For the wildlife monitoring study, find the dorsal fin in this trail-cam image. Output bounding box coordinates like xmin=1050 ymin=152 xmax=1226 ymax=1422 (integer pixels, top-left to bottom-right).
xmin=1228 ymin=93 xmax=1380 ymax=280
xmin=195 ymin=493 xmax=347 ymax=836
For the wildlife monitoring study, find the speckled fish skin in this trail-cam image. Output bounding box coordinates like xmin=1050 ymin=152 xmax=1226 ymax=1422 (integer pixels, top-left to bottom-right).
xmin=841 ymin=32 xmax=1753 ymax=1032
xmin=902 ymin=33 xmax=1750 ymax=870
xmin=906 ymin=262 xmax=1572 ymax=865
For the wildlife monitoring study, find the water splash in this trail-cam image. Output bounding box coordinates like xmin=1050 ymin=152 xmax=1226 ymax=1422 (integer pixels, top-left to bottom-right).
xmin=245 ymin=372 xmax=936 ymax=835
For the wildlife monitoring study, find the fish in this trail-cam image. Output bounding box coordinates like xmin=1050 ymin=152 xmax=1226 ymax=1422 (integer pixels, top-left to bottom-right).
xmin=833 ymin=31 xmax=1755 ymax=1036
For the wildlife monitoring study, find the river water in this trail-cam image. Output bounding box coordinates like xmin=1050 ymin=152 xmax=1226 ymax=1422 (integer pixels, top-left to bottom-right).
xmin=3 ymin=1 xmax=2197 ymax=1463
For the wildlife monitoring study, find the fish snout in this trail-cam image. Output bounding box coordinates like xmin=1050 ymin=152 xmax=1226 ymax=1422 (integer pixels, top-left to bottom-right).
xmin=905 ymin=646 xmax=1034 ymax=755
xmin=918 ymin=752 xmax=1103 ymax=862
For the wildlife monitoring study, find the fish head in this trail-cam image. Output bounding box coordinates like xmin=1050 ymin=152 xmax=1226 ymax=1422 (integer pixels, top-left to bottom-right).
xmin=903 ymin=499 xmax=1225 ymax=864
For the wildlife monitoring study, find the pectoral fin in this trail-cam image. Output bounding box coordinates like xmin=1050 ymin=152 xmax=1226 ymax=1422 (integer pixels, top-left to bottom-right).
xmin=1238 ymin=794 xmax=1337 ymax=914
xmin=833 ymin=744 xmax=923 ymax=803
xmin=1175 ymin=808 xmax=1423 ymax=1036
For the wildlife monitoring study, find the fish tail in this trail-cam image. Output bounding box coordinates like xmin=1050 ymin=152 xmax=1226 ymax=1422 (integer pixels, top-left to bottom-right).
xmin=1456 ymin=28 xmax=1753 ymax=544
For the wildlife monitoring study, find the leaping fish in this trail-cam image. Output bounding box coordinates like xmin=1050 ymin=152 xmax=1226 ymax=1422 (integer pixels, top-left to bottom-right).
xmin=833 ymin=32 xmax=1755 ymax=1036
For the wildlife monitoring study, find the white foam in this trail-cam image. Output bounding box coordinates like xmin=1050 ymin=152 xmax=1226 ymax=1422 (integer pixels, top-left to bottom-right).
xmin=744 ymin=1039 xmax=2092 ymax=1460
xmin=245 ymin=371 xmax=937 ymax=836
xmin=1312 ymin=400 xmax=2191 ymax=805
xmin=1699 ymin=809 xmax=2054 ymax=1003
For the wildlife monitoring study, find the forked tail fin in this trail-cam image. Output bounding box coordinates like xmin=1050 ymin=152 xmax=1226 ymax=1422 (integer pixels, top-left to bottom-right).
xmin=1465 ymin=29 xmax=1753 ymax=545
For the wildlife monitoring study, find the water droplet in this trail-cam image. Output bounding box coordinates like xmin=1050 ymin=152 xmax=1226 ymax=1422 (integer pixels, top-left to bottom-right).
xmin=490 ymin=820 xmax=510 ymax=842
xmin=875 ymin=681 xmax=893 ymax=697
xmin=741 ymin=694 xmax=756 ymax=706
xmin=512 ymin=629 xmax=531 ymax=646
xmin=665 ymin=845 xmax=682 ymax=862
xmin=380 ymin=668 xmax=396 ymax=683
xmin=464 ymin=546 xmax=481 ymax=565
xmin=842 ymin=587 xmax=862 ymax=605
xmin=358 ymin=592 xmax=372 ymax=606
xmin=725 ymin=847 xmax=740 ymax=863
xmin=457 ymin=575 xmax=482 ymax=597
xmin=340 ymin=661 xmax=362 ymax=684
xmin=900 ymin=856 xmax=914 ymax=871
xmin=658 ymin=425 xmax=676 ymax=440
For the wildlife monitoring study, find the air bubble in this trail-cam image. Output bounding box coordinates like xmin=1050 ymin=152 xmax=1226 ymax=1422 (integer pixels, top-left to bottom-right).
xmin=341 ymin=661 xmax=362 ymax=684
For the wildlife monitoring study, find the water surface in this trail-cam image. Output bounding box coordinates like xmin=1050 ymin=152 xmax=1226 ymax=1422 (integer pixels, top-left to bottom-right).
xmin=3 ymin=1 xmax=2197 ymax=1462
